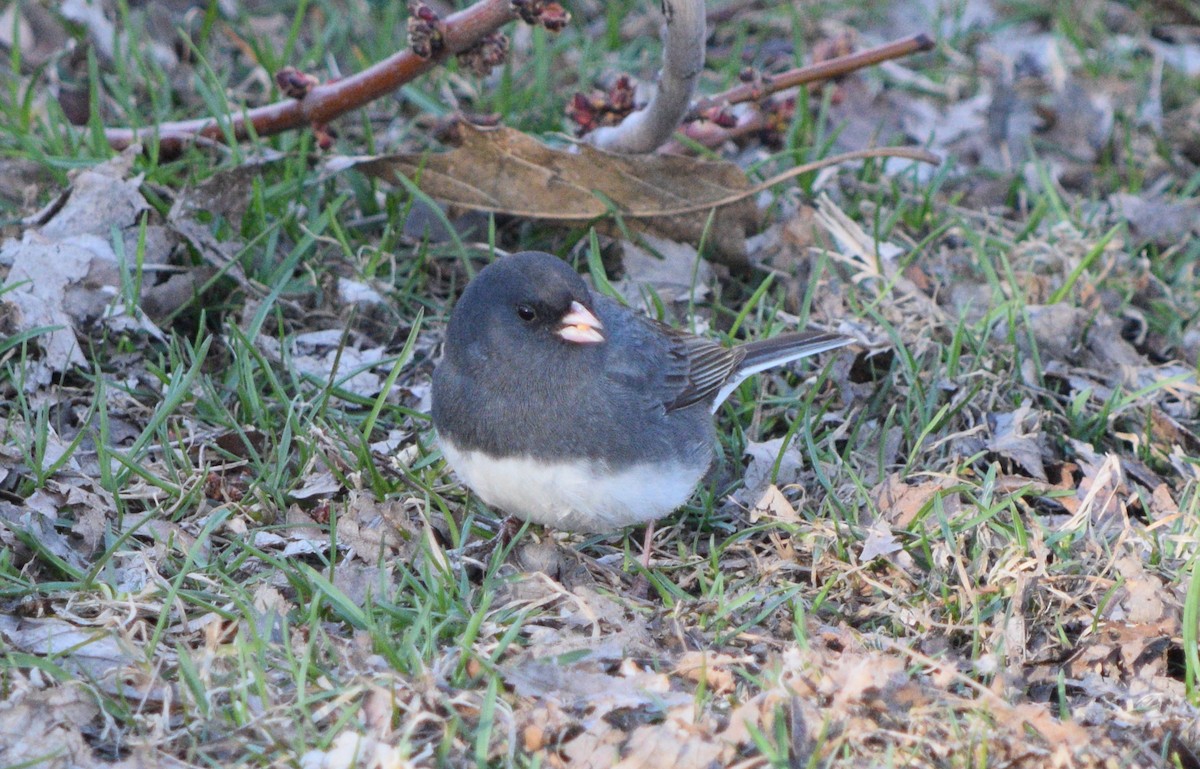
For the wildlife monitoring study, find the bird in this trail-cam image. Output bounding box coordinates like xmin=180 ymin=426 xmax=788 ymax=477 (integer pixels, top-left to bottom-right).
xmin=430 ymin=251 xmax=853 ymax=560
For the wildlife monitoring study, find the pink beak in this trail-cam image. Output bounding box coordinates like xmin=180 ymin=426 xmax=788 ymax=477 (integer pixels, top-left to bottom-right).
xmin=557 ymin=301 xmax=605 ymax=344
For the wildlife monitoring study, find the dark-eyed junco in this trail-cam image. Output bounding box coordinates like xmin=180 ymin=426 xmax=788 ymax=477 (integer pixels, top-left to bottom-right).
xmin=431 ymin=251 xmax=852 ymax=543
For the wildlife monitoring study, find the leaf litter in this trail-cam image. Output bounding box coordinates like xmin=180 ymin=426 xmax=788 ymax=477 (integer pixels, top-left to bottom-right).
xmin=3 ymin=0 xmax=1200 ymax=767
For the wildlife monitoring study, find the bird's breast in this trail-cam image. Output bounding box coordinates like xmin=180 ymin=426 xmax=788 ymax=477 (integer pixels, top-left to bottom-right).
xmin=437 ymin=435 xmax=710 ymax=532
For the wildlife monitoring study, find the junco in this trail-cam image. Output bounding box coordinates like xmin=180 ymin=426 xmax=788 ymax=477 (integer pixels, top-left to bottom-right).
xmin=431 ymin=251 xmax=853 ymax=547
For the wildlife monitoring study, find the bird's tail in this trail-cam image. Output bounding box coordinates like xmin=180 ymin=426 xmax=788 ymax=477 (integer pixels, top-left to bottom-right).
xmin=713 ymin=331 xmax=855 ymax=409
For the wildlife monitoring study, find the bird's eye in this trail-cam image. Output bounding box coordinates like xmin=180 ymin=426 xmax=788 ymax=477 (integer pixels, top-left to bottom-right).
xmin=516 ymin=303 xmax=537 ymax=322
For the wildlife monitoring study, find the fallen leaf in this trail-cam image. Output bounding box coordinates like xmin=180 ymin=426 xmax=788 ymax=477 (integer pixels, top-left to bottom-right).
xmin=1114 ymin=192 xmax=1200 ymax=247
xmin=0 ymin=616 xmax=165 ymax=701
xmin=614 ymin=234 xmax=713 ymax=311
xmin=0 ymin=685 xmax=99 ymax=769
xmin=255 ymin=328 xmax=391 ymax=397
xmin=504 ymin=656 xmax=686 ymax=718
xmin=560 ymin=721 xmax=624 ymax=769
xmin=873 ymin=473 xmax=955 ymax=528
xmin=859 ymin=518 xmax=902 ymax=561
xmin=614 ymin=717 xmax=726 ymax=769
xmin=1111 ymin=556 xmax=1168 ymax=625
xmin=987 ymin=401 xmax=1047 ymax=481
xmin=0 ymin=149 xmax=176 ymax=383
xmin=739 ymin=437 xmax=805 ymax=503
xmin=750 ymin=484 xmax=800 ymax=523
xmin=299 ymin=731 xmax=416 ymax=769
xmin=329 ymin=124 xmax=760 ymax=265
xmin=674 ymin=651 xmax=742 ymax=695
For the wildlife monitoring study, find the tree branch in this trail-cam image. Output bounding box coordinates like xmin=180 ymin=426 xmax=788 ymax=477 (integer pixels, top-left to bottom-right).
xmin=687 ymin=33 xmax=933 ymax=121
xmin=663 ymin=33 xmax=936 ymax=153
xmin=102 ymin=2 xmax=932 ymax=162
xmin=105 ymin=0 xmax=520 ymax=155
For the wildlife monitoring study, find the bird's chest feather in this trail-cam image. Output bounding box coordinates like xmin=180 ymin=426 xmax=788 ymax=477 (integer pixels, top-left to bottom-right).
xmin=438 ymin=435 xmax=707 ymax=531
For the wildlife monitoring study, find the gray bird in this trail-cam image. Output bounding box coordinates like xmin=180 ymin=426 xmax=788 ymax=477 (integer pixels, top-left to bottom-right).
xmin=431 ymin=251 xmax=853 ymax=552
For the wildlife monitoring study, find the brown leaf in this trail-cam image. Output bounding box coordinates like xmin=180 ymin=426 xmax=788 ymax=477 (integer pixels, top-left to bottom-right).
xmin=561 ymin=722 xmax=624 ymax=768
xmin=614 ymin=717 xmax=726 ymax=769
xmin=987 ymin=402 xmax=1047 ymax=481
xmin=674 ymin=651 xmax=742 ymax=695
xmin=0 ymin=686 xmax=99 ymax=769
xmin=1069 ymin=618 xmax=1176 ymax=681
xmin=504 ymin=657 xmax=684 ymax=717
xmin=333 ymin=125 xmax=761 ymax=266
xmin=1009 ymin=703 xmax=1091 ymax=749
xmin=750 ymin=484 xmax=800 ymax=523
xmin=1112 ymin=556 xmax=1171 ymax=625
xmin=873 ymin=473 xmax=956 ymax=528
xmin=335 ymin=496 xmax=416 ymax=564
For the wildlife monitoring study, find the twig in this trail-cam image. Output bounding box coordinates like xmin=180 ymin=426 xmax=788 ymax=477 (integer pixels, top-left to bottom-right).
xmin=105 ymin=0 xmax=520 ymax=155
xmin=654 ymin=147 xmax=940 ymax=217
xmin=687 ymin=33 xmax=934 ymax=120
xmin=661 ymin=33 xmax=935 ymax=153
xmin=102 ymin=2 xmax=932 ymax=161
xmin=584 ymin=0 xmax=706 ymax=154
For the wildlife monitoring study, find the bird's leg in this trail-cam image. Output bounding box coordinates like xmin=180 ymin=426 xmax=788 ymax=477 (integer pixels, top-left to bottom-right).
xmin=640 ymin=522 xmax=656 ymax=570
xmin=499 ymin=515 xmax=522 ymax=547
xmin=625 ymin=523 xmax=656 ymax=599
xmin=454 ymin=513 xmax=522 ymax=564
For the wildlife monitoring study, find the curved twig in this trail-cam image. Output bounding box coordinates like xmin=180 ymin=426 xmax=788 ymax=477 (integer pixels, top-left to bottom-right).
xmin=662 ymin=33 xmax=936 ymax=154
xmin=584 ymin=0 xmax=706 ymax=154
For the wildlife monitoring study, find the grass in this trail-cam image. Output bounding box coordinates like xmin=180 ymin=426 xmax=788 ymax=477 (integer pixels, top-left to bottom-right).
xmin=1 ymin=0 xmax=1199 ymax=767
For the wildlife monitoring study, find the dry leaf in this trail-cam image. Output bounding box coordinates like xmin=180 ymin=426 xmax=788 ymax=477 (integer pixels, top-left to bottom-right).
xmin=254 ymin=328 xmax=391 ymax=397
xmin=859 ymin=518 xmax=902 ymax=561
xmin=1114 ymin=192 xmax=1200 ymax=247
xmin=0 ymin=616 xmax=165 ymax=701
xmin=987 ymin=402 xmax=1047 ymax=481
xmin=299 ymin=731 xmax=416 ymax=769
xmin=560 ymin=722 xmax=624 ymax=769
xmin=504 ymin=657 xmax=684 ymax=717
xmin=0 ymin=149 xmax=176 ymax=384
xmin=615 ymin=234 xmax=712 ymax=311
xmin=739 ymin=437 xmax=805 ymax=504
xmin=873 ymin=473 xmax=955 ymax=528
xmin=674 ymin=651 xmax=741 ymax=695
xmin=750 ymin=484 xmax=800 ymax=523
xmin=614 ymin=718 xmax=726 ymax=769
xmin=0 ymin=685 xmax=99 ymax=769
xmin=330 ymin=125 xmax=760 ymax=265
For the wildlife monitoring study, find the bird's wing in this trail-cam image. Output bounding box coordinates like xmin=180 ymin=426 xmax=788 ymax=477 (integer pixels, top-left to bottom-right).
xmin=594 ymin=296 xmax=850 ymax=413
xmin=659 ymin=328 xmax=744 ymax=411
xmin=594 ymin=295 xmax=738 ymax=413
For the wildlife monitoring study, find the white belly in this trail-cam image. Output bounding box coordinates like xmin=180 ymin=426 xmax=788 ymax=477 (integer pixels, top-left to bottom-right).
xmin=438 ymin=436 xmax=705 ymax=532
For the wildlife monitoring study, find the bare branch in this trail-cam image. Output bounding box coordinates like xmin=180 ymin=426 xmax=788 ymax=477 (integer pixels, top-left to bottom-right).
xmin=688 ymin=33 xmax=934 ymax=120
xmin=663 ymin=33 xmax=936 ymax=153
xmin=104 ymin=0 xmax=520 ymax=155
